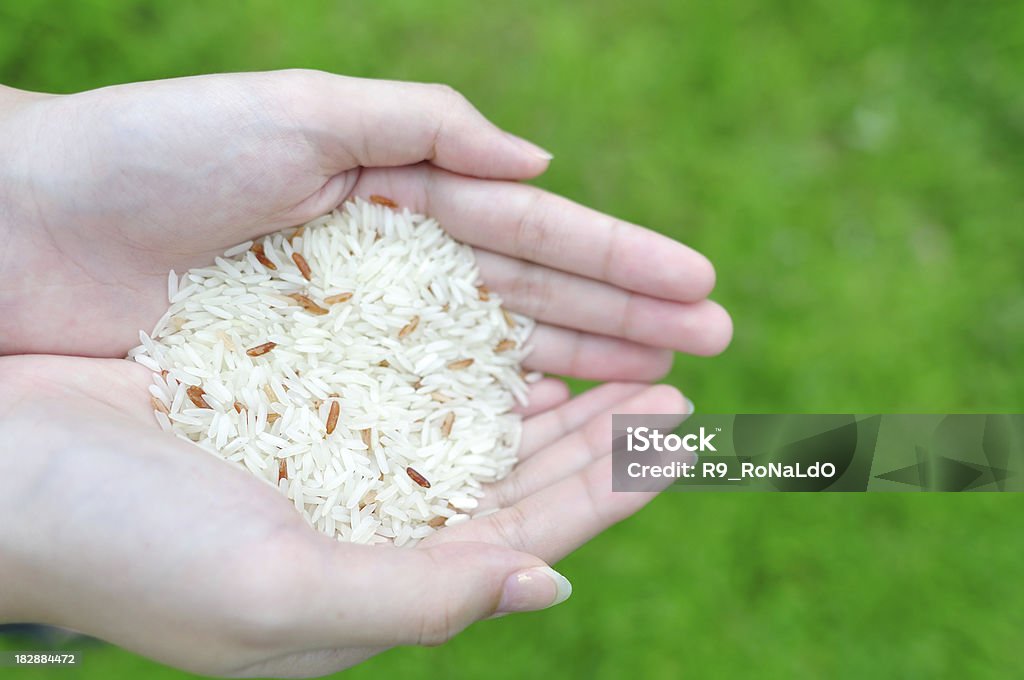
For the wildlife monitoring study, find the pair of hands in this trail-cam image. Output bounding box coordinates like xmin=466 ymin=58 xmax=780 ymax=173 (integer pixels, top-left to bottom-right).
xmin=0 ymin=70 xmax=730 ymax=676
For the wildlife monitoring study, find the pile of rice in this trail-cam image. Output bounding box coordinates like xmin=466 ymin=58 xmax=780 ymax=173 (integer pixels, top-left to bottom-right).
xmin=128 ymin=197 xmax=536 ymax=546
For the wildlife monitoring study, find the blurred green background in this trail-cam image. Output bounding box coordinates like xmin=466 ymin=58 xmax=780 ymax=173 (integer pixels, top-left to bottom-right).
xmin=2 ymin=0 xmax=1022 ymax=677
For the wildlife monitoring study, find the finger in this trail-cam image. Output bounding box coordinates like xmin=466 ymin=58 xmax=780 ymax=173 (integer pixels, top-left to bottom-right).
xmin=483 ymin=385 xmax=690 ymax=511
xmin=290 ymin=540 xmax=569 ymax=649
xmin=519 ymin=382 xmax=650 ymax=459
xmin=350 ymin=165 xmax=716 ymax=301
xmin=284 ymin=71 xmax=551 ymax=180
xmin=523 ymin=324 xmax=674 ymax=381
xmin=513 ymin=377 xmax=571 ymax=417
xmin=475 ymin=249 xmax=733 ymax=356
xmin=433 ymin=388 xmax=688 ymax=563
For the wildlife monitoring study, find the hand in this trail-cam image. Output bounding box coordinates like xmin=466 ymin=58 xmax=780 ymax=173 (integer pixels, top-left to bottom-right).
xmin=0 ymin=70 xmax=731 ymax=381
xmin=0 ymin=355 xmax=686 ymax=677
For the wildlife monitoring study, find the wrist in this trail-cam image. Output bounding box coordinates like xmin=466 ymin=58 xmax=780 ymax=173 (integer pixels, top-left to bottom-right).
xmin=0 ymin=87 xmax=57 ymax=355
xmin=0 ymin=84 xmax=50 ymax=113
xmin=0 ymin=360 xmax=59 ymax=623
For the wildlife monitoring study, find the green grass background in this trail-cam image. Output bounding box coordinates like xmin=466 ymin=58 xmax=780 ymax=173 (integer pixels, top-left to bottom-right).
xmin=2 ymin=0 xmax=1022 ymax=677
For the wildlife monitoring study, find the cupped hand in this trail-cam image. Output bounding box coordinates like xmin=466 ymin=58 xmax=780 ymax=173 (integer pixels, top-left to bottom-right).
xmin=0 ymin=70 xmax=731 ymax=380
xmin=0 ymin=355 xmax=686 ymax=677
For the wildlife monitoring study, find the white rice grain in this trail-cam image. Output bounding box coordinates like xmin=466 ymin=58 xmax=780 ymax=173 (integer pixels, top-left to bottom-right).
xmin=128 ymin=199 xmax=535 ymax=546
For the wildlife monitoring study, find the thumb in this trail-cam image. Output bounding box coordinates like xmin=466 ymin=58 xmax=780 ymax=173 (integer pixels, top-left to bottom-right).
xmin=276 ymin=69 xmax=552 ymax=180
xmin=295 ymin=540 xmax=572 ymax=648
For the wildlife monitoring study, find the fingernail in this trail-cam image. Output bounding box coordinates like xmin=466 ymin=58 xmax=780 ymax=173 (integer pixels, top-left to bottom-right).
xmin=503 ymin=131 xmax=553 ymax=160
xmin=685 ymin=398 xmax=696 ymax=414
xmin=498 ymin=566 xmax=572 ymax=613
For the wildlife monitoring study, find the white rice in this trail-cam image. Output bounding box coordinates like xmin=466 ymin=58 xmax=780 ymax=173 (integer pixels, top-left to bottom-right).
xmin=128 ymin=199 xmax=536 ymax=546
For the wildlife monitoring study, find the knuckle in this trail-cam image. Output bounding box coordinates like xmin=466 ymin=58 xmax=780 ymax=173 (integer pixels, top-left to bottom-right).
xmin=421 ymin=84 xmax=470 ymax=157
xmin=597 ymin=215 xmax=624 ymax=283
xmin=428 ymin=82 xmax=468 ymax=108
xmin=490 ymin=472 xmax=524 ymax=510
xmin=617 ymin=291 xmax=638 ymax=340
xmin=276 ymin=67 xmax=328 ymax=86
xmin=581 ymin=464 xmax=619 ymax=526
xmin=512 ymin=263 xmax=553 ymax=318
xmin=488 ymin=505 xmax=531 ymax=552
xmin=415 ymin=606 xmax=457 ymax=647
xmin=412 ymin=551 xmax=460 ymax=646
xmin=513 ymin=193 xmax=550 ymax=263
xmin=281 ymin=66 xmax=318 ymax=77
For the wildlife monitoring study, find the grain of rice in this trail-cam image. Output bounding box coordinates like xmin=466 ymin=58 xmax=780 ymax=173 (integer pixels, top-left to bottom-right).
xmin=406 ymin=467 xmax=431 ymax=488
xmin=441 ymin=412 xmax=455 ymax=437
xmin=167 ymin=270 xmax=179 ymax=302
xmin=369 ymin=194 xmax=398 ymax=208
xmin=246 ymin=341 xmax=277 ymax=357
xmin=324 ymin=292 xmax=353 ymax=304
xmin=326 ymin=400 xmax=340 ymax=435
xmin=187 ymin=386 xmax=209 ymax=409
xmin=134 ymin=354 xmax=161 ymax=372
xmin=445 ymin=513 xmax=471 ymax=527
xmin=150 ymin=395 xmax=169 ymax=414
xmin=223 ymin=240 xmax=254 ymax=258
xmin=251 ymin=242 xmax=277 ymax=270
xmin=291 ymin=252 xmax=312 ymax=280
xmin=129 ymin=199 xmax=535 ymax=545
xmin=448 ymin=496 xmax=479 ymax=511
xmin=286 ymin=293 xmax=329 ymax=316
xmin=398 ymin=315 xmax=419 ymax=339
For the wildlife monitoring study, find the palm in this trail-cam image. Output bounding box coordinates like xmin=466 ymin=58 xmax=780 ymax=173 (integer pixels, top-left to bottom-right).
xmin=5 ymin=73 xmax=357 ymax=355
xmin=1 ymin=353 xmax=682 ymax=676
xmin=30 ymin=74 xmax=351 ymax=246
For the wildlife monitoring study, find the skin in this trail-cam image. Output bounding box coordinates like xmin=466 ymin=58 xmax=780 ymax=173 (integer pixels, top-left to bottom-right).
xmin=0 ymin=70 xmax=730 ymax=677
